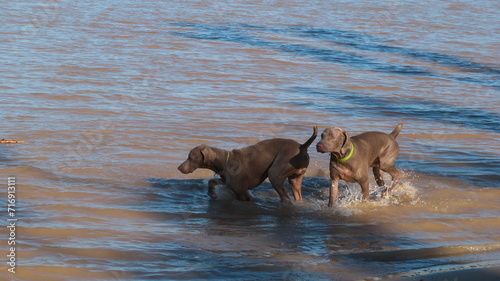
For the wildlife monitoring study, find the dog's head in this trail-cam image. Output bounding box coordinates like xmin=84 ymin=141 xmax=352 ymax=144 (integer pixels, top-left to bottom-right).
xmin=177 ymin=145 xmax=216 ymax=174
xmin=316 ymin=127 xmax=351 ymax=158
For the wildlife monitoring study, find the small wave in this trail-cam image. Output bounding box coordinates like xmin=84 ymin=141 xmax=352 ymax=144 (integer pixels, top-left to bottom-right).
xmin=31 ymin=92 xmax=97 ymax=101
xmin=0 ymin=165 xmax=61 ymax=182
xmin=198 ymin=175 xmax=421 ymax=218
xmin=391 ymin=263 xmax=500 ymax=281
xmin=305 ymin=176 xmax=421 ymax=216
xmin=342 ymin=242 xmax=500 ymax=262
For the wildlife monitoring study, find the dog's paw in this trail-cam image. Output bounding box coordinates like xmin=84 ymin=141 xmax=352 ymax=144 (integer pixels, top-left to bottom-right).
xmin=376 ymin=179 xmax=385 ymax=186
xmin=207 ymin=188 xmax=218 ymax=199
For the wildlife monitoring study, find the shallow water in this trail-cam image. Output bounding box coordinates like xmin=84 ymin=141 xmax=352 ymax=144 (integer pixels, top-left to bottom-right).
xmin=1 ymin=0 xmax=499 ymax=280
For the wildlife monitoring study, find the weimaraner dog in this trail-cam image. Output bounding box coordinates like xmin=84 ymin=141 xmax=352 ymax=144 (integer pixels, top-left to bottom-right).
xmin=316 ymin=123 xmax=403 ymax=207
xmin=178 ymin=126 xmax=318 ymax=203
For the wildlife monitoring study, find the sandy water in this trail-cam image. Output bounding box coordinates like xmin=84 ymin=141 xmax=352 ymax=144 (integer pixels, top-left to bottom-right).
xmin=1 ymin=0 xmax=499 ymax=280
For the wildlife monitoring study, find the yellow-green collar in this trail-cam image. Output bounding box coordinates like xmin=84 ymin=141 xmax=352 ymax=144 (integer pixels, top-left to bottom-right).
xmin=336 ymin=143 xmax=354 ymax=162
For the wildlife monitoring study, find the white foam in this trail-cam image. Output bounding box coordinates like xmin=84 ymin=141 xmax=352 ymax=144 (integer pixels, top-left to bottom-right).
xmin=204 ymin=184 xmax=236 ymax=200
xmin=298 ymin=179 xmax=421 ymax=217
xmin=203 ymin=175 xmax=421 ymax=216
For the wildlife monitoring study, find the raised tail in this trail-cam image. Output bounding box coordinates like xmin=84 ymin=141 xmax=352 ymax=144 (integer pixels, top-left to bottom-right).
xmin=389 ymin=122 xmax=403 ymax=138
xmin=300 ymin=126 xmax=318 ymax=149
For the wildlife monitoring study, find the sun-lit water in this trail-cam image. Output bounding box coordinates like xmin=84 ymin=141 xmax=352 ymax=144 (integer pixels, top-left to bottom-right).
xmin=1 ymin=1 xmax=499 ymax=280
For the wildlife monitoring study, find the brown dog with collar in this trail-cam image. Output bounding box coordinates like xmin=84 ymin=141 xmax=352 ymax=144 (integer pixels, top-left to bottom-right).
xmin=316 ymin=123 xmax=403 ymax=207
xmin=178 ymin=126 xmax=317 ymax=203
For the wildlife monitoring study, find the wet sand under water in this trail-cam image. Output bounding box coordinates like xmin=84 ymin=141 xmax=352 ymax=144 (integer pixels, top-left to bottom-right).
xmin=1 ymin=0 xmax=500 ymax=280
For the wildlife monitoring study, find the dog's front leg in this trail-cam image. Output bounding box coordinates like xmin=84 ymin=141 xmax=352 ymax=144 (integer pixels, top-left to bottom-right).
xmin=328 ymin=175 xmax=340 ymax=207
xmin=208 ymin=178 xmax=223 ymax=199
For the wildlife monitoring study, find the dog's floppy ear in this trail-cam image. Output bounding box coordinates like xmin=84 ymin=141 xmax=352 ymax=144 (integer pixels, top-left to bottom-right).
xmin=339 ymin=130 xmax=351 ymax=156
xmin=201 ymin=146 xmax=216 ymax=166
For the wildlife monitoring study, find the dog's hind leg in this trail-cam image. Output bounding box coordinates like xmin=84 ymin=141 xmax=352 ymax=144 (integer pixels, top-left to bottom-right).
xmin=381 ymin=166 xmax=403 ymax=198
xmin=373 ymin=167 xmax=385 ymax=187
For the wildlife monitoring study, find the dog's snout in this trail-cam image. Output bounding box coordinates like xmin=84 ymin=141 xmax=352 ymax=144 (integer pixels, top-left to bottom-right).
xmin=177 ymin=164 xmax=185 ymax=173
xmin=316 ymin=142 xmax=324 ymax=153
xmin=177 ymin=161 xmax=190 ymax=174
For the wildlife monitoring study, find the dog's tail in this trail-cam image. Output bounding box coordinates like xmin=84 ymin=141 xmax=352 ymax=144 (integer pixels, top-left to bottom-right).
xmin=390 ymin=122 xmax=403 ymax=138
xmin=300 ymin=126 xmax=318 ymax=149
